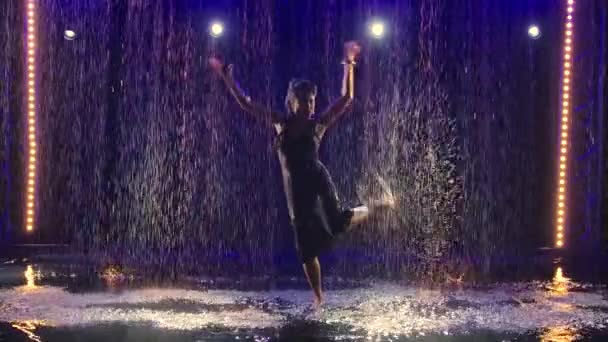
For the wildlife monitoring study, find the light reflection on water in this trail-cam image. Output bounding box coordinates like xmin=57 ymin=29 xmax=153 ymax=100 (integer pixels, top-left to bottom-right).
xmin=0 ymin=264 xmax=607 ymax=340
xmin=11 ymin=320 xmax=43 ymax=342
xmin=540 ymin=325 xmax=578 ymax=342
xmin=540 ymin=267 xmax=578 ymax=342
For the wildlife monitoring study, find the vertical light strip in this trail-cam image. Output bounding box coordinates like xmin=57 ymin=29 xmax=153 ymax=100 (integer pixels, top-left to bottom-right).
xmin=555 ymin=0 xmax=575 ymax=248
xmin=24 ymin=0 xmax=37 ymax=232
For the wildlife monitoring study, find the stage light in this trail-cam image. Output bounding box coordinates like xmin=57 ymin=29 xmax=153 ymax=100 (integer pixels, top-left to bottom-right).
xmin=209 ymin=21 xmax=224 ymax=37
xmin=64 ymin=30 xmax=76 ymax=40
xmin=528 ymin=25 xmax=541 ymax=39
xmin=369 ymin=20 xmax=385 ymax=38
xmin=24 ymin=0 xmax=37 ymax=233
xmin=555 ymin=0 xmax=575 ymax=248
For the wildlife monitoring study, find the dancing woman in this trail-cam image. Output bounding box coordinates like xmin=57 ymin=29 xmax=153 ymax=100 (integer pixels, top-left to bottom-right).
xmin=208 ymin=41 xmax=394 ymax=307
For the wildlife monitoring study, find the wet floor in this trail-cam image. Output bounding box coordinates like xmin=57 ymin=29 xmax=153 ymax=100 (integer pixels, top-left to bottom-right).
xmin=1 ymin=255 xmax=607 ymax=341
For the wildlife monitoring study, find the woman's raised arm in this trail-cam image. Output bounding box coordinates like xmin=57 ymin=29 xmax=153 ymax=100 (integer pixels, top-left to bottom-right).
xmin=209 ymin=57 xmax=280 ymax=128
xmin=317 ymin=41 xmax=361 ymax=133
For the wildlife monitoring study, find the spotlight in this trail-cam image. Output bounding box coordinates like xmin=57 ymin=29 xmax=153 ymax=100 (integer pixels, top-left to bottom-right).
xmin=528 ymin=25 xmax=541 ymax=39
xmin=368 ymin=20 xmax=385 ymax=39
xmin=209 ymin=21 xmax=224 ymax=37
xmin=64 ymin=30 xmax=76 ymax=40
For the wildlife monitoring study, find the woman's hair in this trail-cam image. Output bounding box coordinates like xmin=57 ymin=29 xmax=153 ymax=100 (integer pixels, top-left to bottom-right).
xmin=284 ymin=78 xmax=317 ymax=115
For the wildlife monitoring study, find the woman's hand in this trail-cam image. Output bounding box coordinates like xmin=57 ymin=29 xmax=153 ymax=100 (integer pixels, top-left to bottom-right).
xmin=344 ymin=41 xmax=362 ymax=62
xmin=208 ymin=56 xmax=234 ymax=79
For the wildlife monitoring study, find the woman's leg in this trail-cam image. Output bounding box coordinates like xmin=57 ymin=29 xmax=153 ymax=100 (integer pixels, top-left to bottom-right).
xmin=316 ymin=164 xmax=395 ymax=229
xmin=316 ymin=164 xmax=347 ymax=230
xmin=302 ymin=257 xmax=323 ymax=307
xmin=350 ymin=178 xmax=396 ymax=225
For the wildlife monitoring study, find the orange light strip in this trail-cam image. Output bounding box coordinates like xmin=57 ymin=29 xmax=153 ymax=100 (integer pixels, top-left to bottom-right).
xmin=25 ymin=0 xmax=37 ymax=232
xmin=555 ymin=0 xmax=575 ymax=248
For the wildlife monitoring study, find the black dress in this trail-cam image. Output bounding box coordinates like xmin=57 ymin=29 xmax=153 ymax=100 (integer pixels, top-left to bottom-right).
xmin=275 ymin=117 xmax=353 ymax=263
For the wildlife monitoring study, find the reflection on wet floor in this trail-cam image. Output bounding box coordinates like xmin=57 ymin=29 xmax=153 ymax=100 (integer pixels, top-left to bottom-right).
xmin=0 ymin=261 xmax=607 ymax=341
xmin=11 ymin=320 xmax=42 ymax=342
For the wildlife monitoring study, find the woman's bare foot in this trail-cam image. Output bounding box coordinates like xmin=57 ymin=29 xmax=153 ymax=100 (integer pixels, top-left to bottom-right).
xmin=313 ymin=295 xmax=323 ymax=310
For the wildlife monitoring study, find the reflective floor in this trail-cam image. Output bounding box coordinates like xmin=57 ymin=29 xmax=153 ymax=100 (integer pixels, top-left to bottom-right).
xmin=0 ymin=253 xmax=607 ymax=341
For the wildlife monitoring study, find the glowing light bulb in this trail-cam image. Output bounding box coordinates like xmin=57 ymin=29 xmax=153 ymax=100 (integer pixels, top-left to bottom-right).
xmin=64 ymin=30 xmax=77 ymax=40
xmin=369 ymin=21 xmax=385 ymax=38
xmin=528 ymin=25 xmax=541 ymax=39
xmin=209 ymin=21 xmax=224 ymax=37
